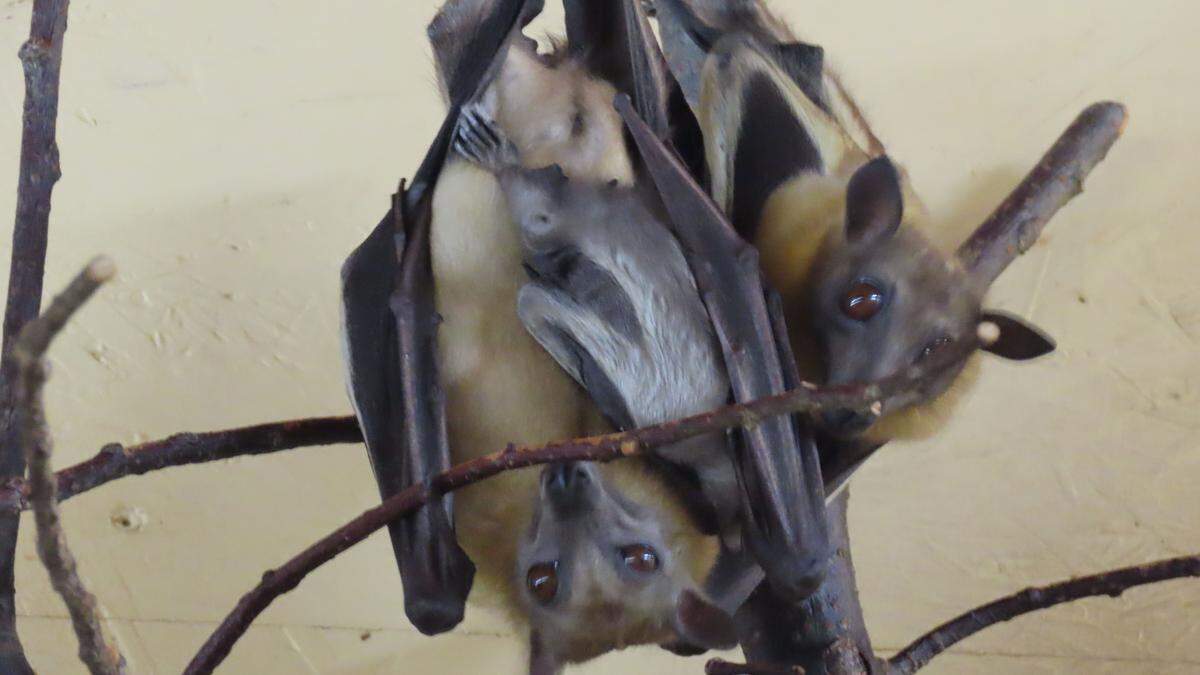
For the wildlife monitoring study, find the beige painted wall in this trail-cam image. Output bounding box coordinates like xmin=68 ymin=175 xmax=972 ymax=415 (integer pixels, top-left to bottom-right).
xmin=1 ymin=0 xmax=1197 ymax=673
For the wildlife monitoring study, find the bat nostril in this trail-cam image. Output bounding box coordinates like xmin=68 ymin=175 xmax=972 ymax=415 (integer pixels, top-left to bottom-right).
xmin=543 ymin=462 xmax=590 ymax=503
xmin=570 ymin=463 xmax=590 ymax=483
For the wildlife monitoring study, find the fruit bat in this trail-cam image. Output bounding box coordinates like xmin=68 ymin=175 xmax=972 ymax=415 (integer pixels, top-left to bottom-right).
xmin=345 ymin=0 xmax=744 ymax=670
xmin=450 ymin=0 xmax=837 ymax=609
xmin=651 ymin=0 xmax=1056 ymax=446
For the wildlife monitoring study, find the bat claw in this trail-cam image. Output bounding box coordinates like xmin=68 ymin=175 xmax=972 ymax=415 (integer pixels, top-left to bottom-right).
xmin=454 ymin=103 xmax=519 ymax=171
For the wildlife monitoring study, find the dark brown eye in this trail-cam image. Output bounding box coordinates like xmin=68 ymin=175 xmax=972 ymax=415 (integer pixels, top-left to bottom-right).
xmin=526 ymin=562 xmax=559 ymax=603
xmin=919 ymin=336 xmax=953 ymax=362
xmin=840 ymin=280 xmax=885 ymax=321
xmin=620 ymin=544 xmax=660 ymax=573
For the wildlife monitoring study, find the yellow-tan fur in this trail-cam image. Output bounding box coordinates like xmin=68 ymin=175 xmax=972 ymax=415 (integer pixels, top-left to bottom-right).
xmin=519 ymin=460 xmax=717 ymax=664
xmin=697 ymin=36 xmax=979 ymax=445
xmin=430 ymin=42 xmax=715 ymax=638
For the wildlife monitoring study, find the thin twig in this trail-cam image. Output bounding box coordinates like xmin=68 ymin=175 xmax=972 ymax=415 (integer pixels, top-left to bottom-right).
xmin=13 ymin=257 xmax=124 ymax=675
xmin=707 ymin=657 xmax=805 ymax=674
xmin=183 ymin=336 xmax=981 ymax=674
xmin=957 ymin=101 xmax=1128 ymax=285
xmin=0 ymin=416 xmax=361 ymax=512
xmin=887 ymin=554 xmax=1200 ymax=675
xmin=1 ymin=1 xmax=73 ymax=671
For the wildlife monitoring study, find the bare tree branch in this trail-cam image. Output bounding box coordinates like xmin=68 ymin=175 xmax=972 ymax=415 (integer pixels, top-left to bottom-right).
xmin=183 ymin=334 xmax=986 ymax=674
xmin=0 ymin=0 xmax=73 ymax=670
xmin=0 ymin=416 xmax=361 ymax=512
xmin=957 ymin=101 xmax=1128 ymax=285
xmin=888 ymin=554 xmax=1200 ymax=675
xmin=13 ymin=257 xmax=124 ymax=675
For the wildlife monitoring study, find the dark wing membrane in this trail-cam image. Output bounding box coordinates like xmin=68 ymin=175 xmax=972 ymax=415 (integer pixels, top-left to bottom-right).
xmin=654 ymin=0 xmax=829 ymax=111
xmin=565 ymin=0 xmax=672 ymax=138
xmin=654 ymin=0 xmax=709 ymax=111
xmin=729 ymin=71 xmax=824 ymax=240
xmin=341 ymin=212 xmax=403 ymax=502
xmin=339 ymin=0 xmax=538 ymax=635
xmin=410 ymin=0 xmax=543 ymax=208
xmin=343 ymin=201 xmax=473 ymax=636
xmin=617 ymin=95 xmax=830 ymax=601
xmin=770 ymin=41 xmax=828 ymax=112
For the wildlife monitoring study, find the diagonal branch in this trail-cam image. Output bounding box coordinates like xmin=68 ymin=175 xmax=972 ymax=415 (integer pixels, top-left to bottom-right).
xmin=1 ymin=0 xmax=73 ymax=671
xmin=0 ymin=416 xmax=361 ymax=512
xmin=12 ymin=257 xmax=124 ymax=675
xmin=888 ymin=554 xmax=1200 ymax=674
xmin=957 ymin=101 xmax=1128 ymax=286
xmin=183 ymin=335 xmax=983 ymax=674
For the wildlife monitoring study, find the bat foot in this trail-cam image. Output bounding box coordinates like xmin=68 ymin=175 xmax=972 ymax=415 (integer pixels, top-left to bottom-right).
xmin=453 ymin=103 xmax=519 ymax=171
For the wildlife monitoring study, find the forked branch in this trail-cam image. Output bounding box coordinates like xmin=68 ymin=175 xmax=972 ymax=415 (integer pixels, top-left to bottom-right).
xmin=12 ymin=258 xmax=124 ymax=675
xmin=2 ymin=0 xmax=73 ymax=671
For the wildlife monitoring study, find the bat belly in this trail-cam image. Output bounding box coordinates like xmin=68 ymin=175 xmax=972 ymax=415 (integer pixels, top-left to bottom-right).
xmin=429 ymin=159 xmax=595 ymax=597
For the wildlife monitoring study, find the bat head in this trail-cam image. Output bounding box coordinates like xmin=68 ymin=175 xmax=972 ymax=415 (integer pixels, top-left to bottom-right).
xmin=518 ymin=461 xmax=734 ymax=671
xmin=806 ymin=157 xmax=1055 ymax=440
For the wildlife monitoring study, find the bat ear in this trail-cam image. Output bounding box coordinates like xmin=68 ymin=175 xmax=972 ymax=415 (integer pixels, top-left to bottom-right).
xmin=671 ymin=589 xmax=738 ymax=652
xmin=979 ymin=310 xmax=1056 ymax=361
xmin=845 ymin=155 xmax=903 ymax=246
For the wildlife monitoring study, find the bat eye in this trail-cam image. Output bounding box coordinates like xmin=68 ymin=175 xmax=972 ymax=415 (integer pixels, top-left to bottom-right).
xmin=527 ymin=562 xmax=559 ymax=603
xmin=840 ymin=280 xmax=885 ymax=321
xmin=620 ymin=544 xmax=660 ymax=573
xmin=918 ymin=335 xmax=953 ymax=362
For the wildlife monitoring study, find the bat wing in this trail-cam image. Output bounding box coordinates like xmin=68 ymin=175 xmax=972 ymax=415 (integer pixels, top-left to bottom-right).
xmin=339 ymin=0 xmax=538 ymax=635
xmin=516 ymin=282 xmax=638 ymax=432
xmin=654 ymin=0 xmax=827 ymax=111
xmin=564 ymin=0 xmax=709 ymax=180
xmin=655 ymin=0 xmax=857 ymax=241
xmin=565 ymin=0 xmax=671 ymax=138
xmin=518 ymin=256 xmax=728 ymax=537
xmin=617 ymin=94 xmax=830 ymax=601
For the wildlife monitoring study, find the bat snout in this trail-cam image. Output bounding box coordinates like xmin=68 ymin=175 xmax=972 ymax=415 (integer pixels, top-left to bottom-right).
xmin=541 ymin=462 xmax=598 ymax=512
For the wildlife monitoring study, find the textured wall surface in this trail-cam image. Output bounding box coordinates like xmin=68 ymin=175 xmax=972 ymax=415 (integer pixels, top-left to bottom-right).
xmin=1 ymin=0 xmax=1197 ymax=673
